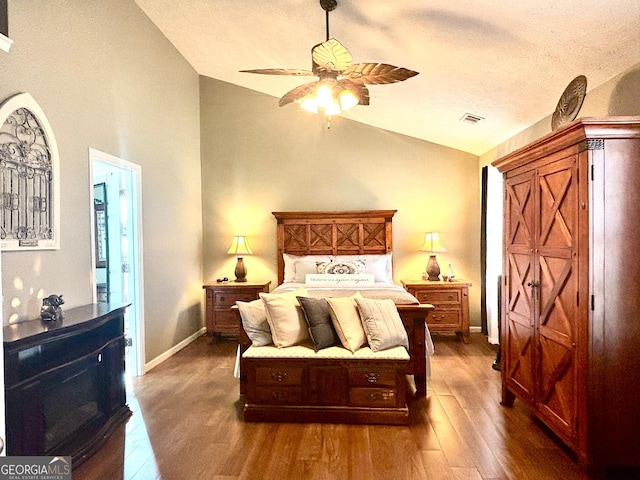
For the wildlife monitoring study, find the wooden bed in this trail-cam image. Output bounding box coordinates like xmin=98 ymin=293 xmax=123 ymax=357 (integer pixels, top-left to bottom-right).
xmin=237 ymin=210 xmax=432 ymax=405
xmin=273 ymin=210 xmax=431 ymax=394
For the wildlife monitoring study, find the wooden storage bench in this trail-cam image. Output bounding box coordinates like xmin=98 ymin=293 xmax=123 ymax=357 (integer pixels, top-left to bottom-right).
xmin=242 ymin=345 xmax=410 ymax=425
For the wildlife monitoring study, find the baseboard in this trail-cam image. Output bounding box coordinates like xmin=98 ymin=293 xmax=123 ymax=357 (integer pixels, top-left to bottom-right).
xmin=470 ymin=326 xmax=482 ymax=333
xmin=144 ymin=327 xmax=206 ymax=373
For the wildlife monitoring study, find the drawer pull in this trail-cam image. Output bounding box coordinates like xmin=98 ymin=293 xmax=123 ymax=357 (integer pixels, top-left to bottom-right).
xmin=363 ymin=373 xmax=381 ymax=384
xmin=271 ymin=390 xmax=289 ymax=400
xmin=448 ymin=295 xmax=453 ymax=300
xmin=367 ymin=391 xmax=394 ymax=401
xmin=219 ymin=296 xmax=225 ymax=302
xmin=271 ymin=372 xmax=288 ymax=382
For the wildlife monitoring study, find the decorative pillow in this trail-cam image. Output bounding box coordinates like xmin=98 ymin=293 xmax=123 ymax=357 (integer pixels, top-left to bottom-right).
xmin=297 ymin=296 xmax=340 ymax=351
xmin=260 ymin=287 xmax=309 ymax=347
xmin=317 ymin=260 xmax=366 ymax=275
xmin=327 ymin=292 xmax=366 ymax=352
xmin=333 ymin=254 xmax=393 ymax=283
xmin=282 ymin=254 xmax=331 ymax=283
xmin=236 ymin=299 xmax=272 ymax=346
xmin=355 ymin=296 xmax=409 ymax=352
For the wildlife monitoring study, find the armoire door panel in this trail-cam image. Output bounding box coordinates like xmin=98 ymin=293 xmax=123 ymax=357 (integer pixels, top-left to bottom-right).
xmin=538 ymin=254 xmax=576 ymax=343
xmin=505 ymin=319 xmax=535 ymax=399
xmin=506 ymin=251 xmax=533 ymax=320
xmin=537 ymin=157 xmax=578 ymax=250
xmin=505 ymin=172 xmax=535 ymax=248
xmin=537 ymin=335 xmax=576 ymax=438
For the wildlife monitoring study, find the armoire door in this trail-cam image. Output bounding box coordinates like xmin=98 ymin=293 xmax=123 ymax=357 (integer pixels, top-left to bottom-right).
xmin=503 ymin=170 xmax=536 ymax=404
xmin=534 ymin=156 xmax=579 ymax=440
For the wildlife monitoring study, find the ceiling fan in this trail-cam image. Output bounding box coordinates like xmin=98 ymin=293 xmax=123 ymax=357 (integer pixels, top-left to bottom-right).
xmin=240 ymin=0 xmax=419 ymax=121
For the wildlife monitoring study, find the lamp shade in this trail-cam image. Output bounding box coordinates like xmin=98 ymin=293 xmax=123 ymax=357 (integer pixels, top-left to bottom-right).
xmin=227 ymin=236 xmax=253 ymax=256
xmin=418 ymin=232 xmax=447 ymax=253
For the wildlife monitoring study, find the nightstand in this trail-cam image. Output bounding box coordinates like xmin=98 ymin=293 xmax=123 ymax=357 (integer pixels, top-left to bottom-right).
xmin=401 ymin=280 xmax=472 ymax=343
xmin=202 ymin=281 xmax=270 ymax=336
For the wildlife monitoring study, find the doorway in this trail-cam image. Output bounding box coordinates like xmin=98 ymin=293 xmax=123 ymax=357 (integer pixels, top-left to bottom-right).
xmin=89 ymin=148 xmax=145 ymax=377
xmin=481 ymin=165 xmax=503 ymax=344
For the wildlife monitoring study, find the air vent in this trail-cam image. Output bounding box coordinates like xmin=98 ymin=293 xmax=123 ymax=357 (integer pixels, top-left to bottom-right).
xmin=460 ymin=113 xmax=484 ymax=125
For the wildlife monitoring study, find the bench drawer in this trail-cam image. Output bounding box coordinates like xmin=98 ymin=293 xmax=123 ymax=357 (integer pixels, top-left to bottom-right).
xmin=349 ymin=387 xmax=398 ymax=407
xmin=253 ymin=386 xmax=304 ymax=405
xmin=255 ymin=366 xmax=303 ymax=386
xmin=348 ymin=367 xmax=397 ymax=387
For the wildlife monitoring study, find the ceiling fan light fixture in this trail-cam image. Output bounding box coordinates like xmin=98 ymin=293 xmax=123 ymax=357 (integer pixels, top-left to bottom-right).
xmin=242 ymin=0 xmax=418 ymax=122
xmin=298 ymin=82 xmax=357 ymax=116
xmin=339 ymin=89 xmax=359 ymax=111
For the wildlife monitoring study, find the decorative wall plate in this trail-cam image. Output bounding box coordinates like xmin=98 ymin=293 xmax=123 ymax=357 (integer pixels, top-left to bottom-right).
xmin=551 ymin=75 xmax=587 ymax=131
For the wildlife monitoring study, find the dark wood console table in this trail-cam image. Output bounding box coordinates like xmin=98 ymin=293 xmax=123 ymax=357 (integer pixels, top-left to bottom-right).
xmin=3 ymin=303 xmax=132 ymax=466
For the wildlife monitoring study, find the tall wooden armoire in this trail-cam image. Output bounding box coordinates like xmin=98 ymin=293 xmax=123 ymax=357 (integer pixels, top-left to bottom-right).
xmin=492 ymin=117 xmax=640 ymax=473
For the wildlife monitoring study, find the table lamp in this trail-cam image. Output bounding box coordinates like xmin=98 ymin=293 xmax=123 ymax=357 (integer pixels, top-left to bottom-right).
xmin=419 ymin=232 xmax=446 ymax=281
xmin=227 ymin=236 xmax=252 ymax=282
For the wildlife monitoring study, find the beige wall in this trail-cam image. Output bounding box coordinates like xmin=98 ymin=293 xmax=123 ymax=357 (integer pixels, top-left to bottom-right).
xmin=0 ymin=1 xmax=203 ymax=362
xmin=200 ymin=77 xmax=483 ymax=327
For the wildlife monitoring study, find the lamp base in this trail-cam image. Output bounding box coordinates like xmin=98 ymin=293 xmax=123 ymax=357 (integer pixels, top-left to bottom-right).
xmin=426 ymin=255 xmax=441 ymax=281
xmin=234 ymin=257 xmax=247 ymax=282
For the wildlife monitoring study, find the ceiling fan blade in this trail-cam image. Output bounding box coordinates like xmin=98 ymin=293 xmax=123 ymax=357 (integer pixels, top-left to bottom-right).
xmin=342 ymin=63 xmax=419 ymax=85
xmin=240 ymin=68 xmax=315 ymax=76
xmin=311 ymin=38 xmax=353 ymax=74
xmin=339 ymin=80 xmax=370 ymax=106
xmin=278 ymin=81 xmax=320 ymax=107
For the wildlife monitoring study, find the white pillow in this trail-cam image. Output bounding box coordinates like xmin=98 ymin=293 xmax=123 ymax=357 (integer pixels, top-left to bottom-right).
xmin=282 ymin=254 xmax=331 ymax=283
xmin=292 ymin=260 xmax=319 ymax=283
xmin=260 ymin=286 xmax=309 ymax=347
xmin=327 ymin=292 xmax=366 ymax=352
xmin=355 ymin=296 xmax=409 ymax=351
xmin=332 ymin=253 xmax=393 ymax=283
xmin=236 ymin=299 xmax=272 ymax=346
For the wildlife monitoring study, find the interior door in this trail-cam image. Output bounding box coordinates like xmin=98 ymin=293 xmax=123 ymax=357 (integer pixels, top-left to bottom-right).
xmin=503 ymin=170 xmax=536 ymax=403
xmin=535 ymin=155 xmax=579 ymax=439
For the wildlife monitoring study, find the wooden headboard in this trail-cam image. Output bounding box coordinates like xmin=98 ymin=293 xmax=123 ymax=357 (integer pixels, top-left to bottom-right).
xmin=272 ymin=210 xmax=397 ymax=285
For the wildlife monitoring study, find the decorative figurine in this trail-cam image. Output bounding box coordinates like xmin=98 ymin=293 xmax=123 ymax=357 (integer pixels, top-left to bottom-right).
xmin=40 ymin=294 xmax=64 ymax=321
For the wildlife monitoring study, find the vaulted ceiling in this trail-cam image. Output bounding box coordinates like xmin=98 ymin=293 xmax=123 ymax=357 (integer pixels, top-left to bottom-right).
xmin=135 ymin=0 xmax=640 ymax=155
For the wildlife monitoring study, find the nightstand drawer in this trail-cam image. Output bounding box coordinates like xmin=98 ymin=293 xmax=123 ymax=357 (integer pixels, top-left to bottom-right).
xmin=415 ymin=289 xmax=461 ymax=304
xmin=213 ymin=309 xmax=240 ymax=331
xmin=203 ymin=281 xmax=270 ymax=336
xmin=429 ymin=309 xmax=461 ymax=326
xmin=401 ymin=280 xmax=471 ymax=342
xmin=214 ymin=291 xmax=257 ymax=306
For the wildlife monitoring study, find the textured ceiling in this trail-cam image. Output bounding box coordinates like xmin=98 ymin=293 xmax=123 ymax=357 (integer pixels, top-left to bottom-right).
xmin=134 ymin=0 xmax=640 ymax=155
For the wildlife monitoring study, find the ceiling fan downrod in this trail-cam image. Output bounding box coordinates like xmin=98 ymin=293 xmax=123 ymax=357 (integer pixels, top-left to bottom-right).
xmin=320 ymin=0 xmax=337 ymax=41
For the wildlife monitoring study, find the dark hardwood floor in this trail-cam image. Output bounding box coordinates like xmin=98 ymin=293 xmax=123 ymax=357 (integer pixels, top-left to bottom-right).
xmin=73 ymin=334 xmax=598 ymax=480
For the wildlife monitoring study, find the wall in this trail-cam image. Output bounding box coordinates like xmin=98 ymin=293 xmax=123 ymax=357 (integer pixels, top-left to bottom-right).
xmin=480 ymin=62 xmax=640 ymax=166
xmin=0 ymin=0 xmax=203 ymax=363
xmin=200 ymin=77 xmax=483 ymax=327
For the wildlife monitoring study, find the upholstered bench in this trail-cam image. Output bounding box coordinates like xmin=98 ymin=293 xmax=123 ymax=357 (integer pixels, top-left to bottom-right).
xmin=242 ymin=344 xmax=410 ymax=425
